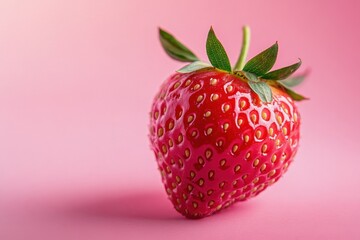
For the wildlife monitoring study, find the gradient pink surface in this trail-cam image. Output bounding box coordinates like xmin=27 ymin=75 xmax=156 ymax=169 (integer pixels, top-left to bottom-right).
xmin=0 ymin=0 xmax=359 ymax=239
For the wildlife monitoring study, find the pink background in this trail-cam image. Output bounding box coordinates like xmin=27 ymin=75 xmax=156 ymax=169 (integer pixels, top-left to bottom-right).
xmin=1 ymin=0 xmax=360 ymax=239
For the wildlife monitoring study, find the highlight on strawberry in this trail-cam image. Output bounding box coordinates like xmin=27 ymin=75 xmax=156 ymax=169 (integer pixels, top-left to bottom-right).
xmin=149 ymin=26 xmax=308 ymax=219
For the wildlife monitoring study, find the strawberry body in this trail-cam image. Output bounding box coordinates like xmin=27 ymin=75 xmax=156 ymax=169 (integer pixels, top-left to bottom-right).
xmin=149 ymin=69 xmax=300 ymax=218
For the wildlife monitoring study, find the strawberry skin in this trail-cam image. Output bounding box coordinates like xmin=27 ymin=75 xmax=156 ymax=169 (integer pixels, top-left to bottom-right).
xmin=149 ymin=69 xmax=301 ymax=218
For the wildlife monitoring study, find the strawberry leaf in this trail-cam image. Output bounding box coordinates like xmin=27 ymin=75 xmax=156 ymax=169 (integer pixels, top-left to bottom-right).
xmin=243 ymin=42 xmax=278 ymax=76
xmin=206 ymin=27 xmax=232 ymax=72
xmin=281 ymin=73 xmax=307 ymax=88
xmin=248 ymin=81 xmax=273 ymax=103
xmin=279 ymin=82 xmax=308 ymax=101
xmin=177 ymin=61 xmax=213 ymax=73
xmin=159 ymin=28 xmax=199 ymax=62
xmin=242 ymin=71 xmax=260 ymax=82
xmin=262 ymin=59 xmax=302 ymax=80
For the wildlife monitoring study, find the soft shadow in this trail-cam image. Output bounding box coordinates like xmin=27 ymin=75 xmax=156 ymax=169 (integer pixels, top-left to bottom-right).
xmin=65 ymin=190 xmax=182 ymax=221
xmin=56 ymin=189 xmax=257 ymax=223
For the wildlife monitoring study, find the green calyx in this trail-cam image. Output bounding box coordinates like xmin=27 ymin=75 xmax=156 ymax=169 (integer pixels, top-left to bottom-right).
xmin=159 ymin=26 xmax=308 ymax=103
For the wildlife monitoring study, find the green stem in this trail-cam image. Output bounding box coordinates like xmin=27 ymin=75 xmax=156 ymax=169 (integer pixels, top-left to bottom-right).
xmin=233 ymin=26 xmax=251 ymax=71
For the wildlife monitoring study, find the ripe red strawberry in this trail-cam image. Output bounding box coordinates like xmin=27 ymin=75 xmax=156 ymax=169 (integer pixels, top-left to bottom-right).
xmin=149 ymin=26 xmax=307 ymax=218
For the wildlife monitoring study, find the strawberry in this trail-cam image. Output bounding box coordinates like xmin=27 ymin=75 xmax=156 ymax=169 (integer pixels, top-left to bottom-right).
xmin=149 ymin=26 xmax=307 ymax=218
